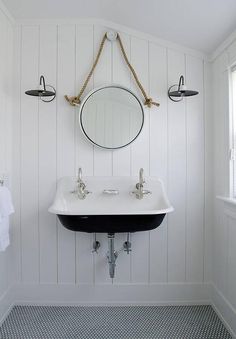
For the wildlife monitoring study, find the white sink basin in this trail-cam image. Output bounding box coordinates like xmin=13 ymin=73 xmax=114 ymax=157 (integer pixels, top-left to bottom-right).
xmin=49 ymin=176 xmax=173 ymax=233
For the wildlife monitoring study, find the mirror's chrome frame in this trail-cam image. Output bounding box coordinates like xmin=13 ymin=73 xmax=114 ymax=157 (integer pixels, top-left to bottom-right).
xmin=79 ymin=84 xmax=145 ymax=150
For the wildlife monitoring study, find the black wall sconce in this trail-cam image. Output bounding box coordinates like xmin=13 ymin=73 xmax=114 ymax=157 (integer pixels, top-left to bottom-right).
xmin=25 ymin=75 xmax=56 ymax=103
xmin=168 ymin=75 xmax=198 ymax=102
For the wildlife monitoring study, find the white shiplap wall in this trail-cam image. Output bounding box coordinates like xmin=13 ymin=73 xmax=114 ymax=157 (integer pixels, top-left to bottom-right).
xmin=0 ymin=4 xmax=14 ymax=321
xmin=13 ymin=21 xmax=210 ymax=297
xmin=211 ymin=42 xmax=236 ymax=336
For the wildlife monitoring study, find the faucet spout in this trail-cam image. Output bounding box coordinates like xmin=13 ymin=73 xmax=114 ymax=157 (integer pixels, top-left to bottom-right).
xmin=78 ymin=167 xmax=82 ymax=182
xmin=139 ymin=168 xmax=145 ymax=186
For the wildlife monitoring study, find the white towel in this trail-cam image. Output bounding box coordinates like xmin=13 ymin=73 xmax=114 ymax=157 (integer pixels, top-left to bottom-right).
xmin=0 ymin=186 xmax=14 ymax=221
xmin=0 ymin=216 xmax=10 ymax=251
xmin=0 ymin=186 xmax=14 ymax=251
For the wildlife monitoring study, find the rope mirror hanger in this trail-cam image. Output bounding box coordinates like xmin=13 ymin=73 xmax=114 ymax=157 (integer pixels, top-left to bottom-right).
xmin=64 ymin=31 xmax=160 ymax=109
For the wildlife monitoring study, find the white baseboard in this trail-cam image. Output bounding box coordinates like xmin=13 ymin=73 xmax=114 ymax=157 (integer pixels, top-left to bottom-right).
xmin=13 ymin=282 xmax=210 ymax=306
xmin=0 ymin=285 xmax=14 ymax=325
xmin=211 ymin=284 xmax=236 ymax=339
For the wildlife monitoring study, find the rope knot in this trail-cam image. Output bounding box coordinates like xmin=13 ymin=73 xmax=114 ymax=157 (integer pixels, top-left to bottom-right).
xmin=144 ymin=98 xmax=153 ymax=107
xmin=65 ymin=95 xmax=81 ymax=106
xmin=144 ymin=97 xmax=160 ymax=108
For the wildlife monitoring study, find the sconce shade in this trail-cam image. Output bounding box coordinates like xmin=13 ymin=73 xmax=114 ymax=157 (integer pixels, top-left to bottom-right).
xmin=25 ymin=89 xmax=55 ymax=97
xmin=25 ymin=75 xmax=56 ymax=102
xmin=168 ymin=75 xmax=198 ymax=102
xmin=169 ymin=89 xmax=199 ymax=97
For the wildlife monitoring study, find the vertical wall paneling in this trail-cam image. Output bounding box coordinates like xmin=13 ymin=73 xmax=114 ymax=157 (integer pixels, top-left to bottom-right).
xmin=213 ymin=52 xmax=229 ymax=197
xmin=0 ymin=11 xmax=8 ymax=295
xmin=185 ymin=56 xmax=204 ymax=282
xmin=21 ymin=25 xmax=40 ymax=283
xmin=5 ymin=23 xmax=13 ymax=181
xmin=112 ymin=32 xmax=131 ymax=177
xmin=0 ymin=11 xmax=7 ymax=176
xmin=57 ymin=24 xmax=76 ymax=284
xmin=212 ymin=44 xmax=236 ymax=334
xmin=212 ymin=58 xmax=224 ymax=295
xmin=75 ymin=24 xmax=94 ymax=284
xmin=5 ymin=20 xmax=14 ymax=286
xmin=0 ymin=253 xmax=7 ymax=297
xmin=14 ymin=21 xmax=208 ymax=289
xmin=112 ymin=32 xmax=132 ymax=284
xmin=149 ymin=43 xmax=168 ymax=283
xmin=93 ymin=25 xmax=113 ymax=284
xmin=93 ymin=25 xmax=113 ymax=177
xmin=38 ymin=25 xmax=57 ymax=283
xmin=167 ymin=49 xmax=186 ymax=282
xmin=12 ymin=25 xmax=22 ymax=283
xmin=130 ymin=37 xmax=150 ymax=175
xmin=214 ymin=202 xmax=228 ymax=295
xmin=75 ymin=24 xmax=94 ymax=175
xmin=221 ymin=70 xmax=230 ymax=197
xmin=130 ymin=37 xmax=149 ymax=283
xmin=0 ymin=12 xmax=14 ymax=307
xmin=203 ymin=60 xmax=213 ymax=283
xmin=227 ymin=216 xmax=236 ymax=310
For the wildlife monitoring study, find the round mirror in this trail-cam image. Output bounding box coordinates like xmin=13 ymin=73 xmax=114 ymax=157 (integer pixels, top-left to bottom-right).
xmin=79 ymin=85 xmax=144 ymax=149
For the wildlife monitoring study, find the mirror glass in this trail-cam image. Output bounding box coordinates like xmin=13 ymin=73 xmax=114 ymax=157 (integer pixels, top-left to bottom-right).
xmin=79 ymin=85 xmax=144 ymax=149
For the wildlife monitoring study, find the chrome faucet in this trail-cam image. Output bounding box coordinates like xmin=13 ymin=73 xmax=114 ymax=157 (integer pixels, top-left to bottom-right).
xmin=131 ymin=168 xmax=151 ymax=200
xmin=76 ymin=167 xmax=91 ymax=200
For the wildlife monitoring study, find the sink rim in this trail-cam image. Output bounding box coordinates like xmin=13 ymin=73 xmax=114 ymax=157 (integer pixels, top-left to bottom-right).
xmin=48 ymin=176 xmax=174 ymax=216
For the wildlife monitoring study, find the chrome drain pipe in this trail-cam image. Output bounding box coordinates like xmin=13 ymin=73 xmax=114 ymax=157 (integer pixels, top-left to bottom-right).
xmin=107 ymin=233 xmax=118 ymax=279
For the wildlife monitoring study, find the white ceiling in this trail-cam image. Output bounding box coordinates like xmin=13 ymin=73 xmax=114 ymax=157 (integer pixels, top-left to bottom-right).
xmin=3 ymin=0 xmax=236 ymax=53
